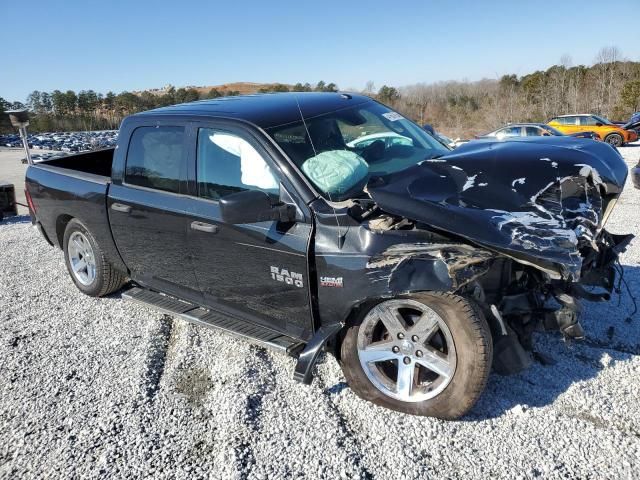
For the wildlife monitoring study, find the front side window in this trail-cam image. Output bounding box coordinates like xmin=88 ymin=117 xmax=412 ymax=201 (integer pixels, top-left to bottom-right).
xmin=525 ymin=126 xmax=543 ymax=136
xmin=197 ymin=128 xmax=279 ymax=200
xmin=125 ymin=126 xmax=185 ymax=193
xmin=496 ymin=126 xmax=521 ymax=138
xmin=592 ymin=115 xmax=613 ymax=125
xmin=266 ymin=101 xmax=449 ymax=201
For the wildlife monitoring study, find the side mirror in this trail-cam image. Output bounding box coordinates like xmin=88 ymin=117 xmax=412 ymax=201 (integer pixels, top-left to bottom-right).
xmin=219 ymin=190 xmax=296 ymax=224
xmin=595 ymin=122 xmax=603 ymax=127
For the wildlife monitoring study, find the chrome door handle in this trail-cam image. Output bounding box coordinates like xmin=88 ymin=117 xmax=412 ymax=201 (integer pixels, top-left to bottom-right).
xmin=111 ymin=203 xmax=131 ymax=213
xmin=190 ymin=221 xmax=218 ymax=233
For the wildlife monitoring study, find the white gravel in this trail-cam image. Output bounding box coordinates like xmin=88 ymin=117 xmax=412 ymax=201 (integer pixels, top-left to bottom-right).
xmin=1 ymin=145 xmax=640 ymax=479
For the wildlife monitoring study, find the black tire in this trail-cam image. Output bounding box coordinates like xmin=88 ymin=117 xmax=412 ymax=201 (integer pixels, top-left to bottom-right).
xmin=63 ymin=218 xmax=127 ymax=297
xmin=340 ymin=292 xmax=492 ymax=419
xmin=604 ymin=133 xmax=623 ymax=147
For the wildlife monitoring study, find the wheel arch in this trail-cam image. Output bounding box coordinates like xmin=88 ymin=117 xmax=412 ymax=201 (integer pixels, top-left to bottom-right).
xmin=328 ymin=296 xmax=384 ymax=361
xmin=604 ymin=132 xmax=624 ymax=145
xmin=55 ymin=214 xmax=75 ymax=248
xmin=55 ymin=214 xmax=129 ymax=276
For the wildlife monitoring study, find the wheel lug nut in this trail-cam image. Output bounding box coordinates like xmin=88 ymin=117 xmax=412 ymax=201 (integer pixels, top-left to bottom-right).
xmin=411 ymin=335 xmax=419 ymax=342
xmin=392 ymin=346 xmax=400 ymax=353
xmin=416 ymin=350 xmax=423 ymax=358
xmin=397 ymin=332 xmax=405 ymax=339
xmin=403 ymin=356 xmax=411 ymax=365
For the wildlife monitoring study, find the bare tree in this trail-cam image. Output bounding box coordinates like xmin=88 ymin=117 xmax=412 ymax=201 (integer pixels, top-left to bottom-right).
xmin=363 ymin=80 xmax=376 ymax=96
xmin=594 ymin=46 xmax=623 ymax=115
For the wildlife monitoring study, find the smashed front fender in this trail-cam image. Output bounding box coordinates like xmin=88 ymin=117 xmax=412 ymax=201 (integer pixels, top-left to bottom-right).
xmin=367 ymin=136 xmax=630 ymax=280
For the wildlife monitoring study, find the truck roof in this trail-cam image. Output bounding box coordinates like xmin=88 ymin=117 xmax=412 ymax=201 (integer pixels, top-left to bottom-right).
xmin=133 ymin=92 xmax=371 ymax=129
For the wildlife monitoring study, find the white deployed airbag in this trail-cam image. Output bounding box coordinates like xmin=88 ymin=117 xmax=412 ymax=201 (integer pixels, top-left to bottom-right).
xmin=210 ymin=133 xmax=279 ymax=190
xmin=301 ymin=150 xmax=369 ymax=195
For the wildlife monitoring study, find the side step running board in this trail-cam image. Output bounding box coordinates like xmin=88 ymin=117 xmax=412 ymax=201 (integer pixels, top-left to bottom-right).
xmin=123 ymin=287 xmax=304 ymax=355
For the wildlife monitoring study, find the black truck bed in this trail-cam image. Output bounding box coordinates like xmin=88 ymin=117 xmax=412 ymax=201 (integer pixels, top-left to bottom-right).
xmin=43 ymin=148 xmax=115 ymax=178
xmin=25 ymin=147 xmax=128 ymax=274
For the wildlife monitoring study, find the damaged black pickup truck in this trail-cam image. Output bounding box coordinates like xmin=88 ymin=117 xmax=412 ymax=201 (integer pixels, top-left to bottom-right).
xmin=25 ymin=93 xmax=633 ymax=418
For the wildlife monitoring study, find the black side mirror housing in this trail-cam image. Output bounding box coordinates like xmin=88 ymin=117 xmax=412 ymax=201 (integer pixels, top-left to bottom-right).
xmin=596 ymin=122 xmax=603 ymax=127
xmin=219 ymin=190 xmax=296 ymax=224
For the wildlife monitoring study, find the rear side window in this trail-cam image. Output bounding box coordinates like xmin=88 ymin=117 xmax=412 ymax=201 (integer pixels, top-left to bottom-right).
xmin=196 ymin=128 xmax=279 ymax=200
xmin=125 ymin=126 xmax=185 ymax=193
xmin=557 ymin=117 xmax=576 ymax=125
xmin=525 ymin=126 xmax=542 ymax=136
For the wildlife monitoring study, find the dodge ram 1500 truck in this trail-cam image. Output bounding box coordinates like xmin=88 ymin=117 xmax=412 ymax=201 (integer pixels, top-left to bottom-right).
xmin=25 ymin=93 xmax=633 ymax=418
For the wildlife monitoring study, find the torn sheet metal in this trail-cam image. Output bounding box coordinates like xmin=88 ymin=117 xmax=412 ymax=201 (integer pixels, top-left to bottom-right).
xmin=366 ymin=242 xmax=495 ymax=292
xmin=367 ymin=136 xmax=629 ymax=279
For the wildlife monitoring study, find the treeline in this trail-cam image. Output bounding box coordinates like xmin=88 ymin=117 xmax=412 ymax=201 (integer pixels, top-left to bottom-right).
xmin=2 ymin=47 xmax=640 ymax=137
xmin=258 ymin=81 xmax=338 ymax=93
xmin=0 ymin=80 xmax=339 ymax=134
xmin=382 ymin=47 xmax=640 ymax=138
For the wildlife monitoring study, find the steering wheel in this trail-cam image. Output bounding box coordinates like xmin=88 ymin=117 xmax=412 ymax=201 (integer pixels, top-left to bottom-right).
xmin=358 ymin=139 xmax=386 ymax=163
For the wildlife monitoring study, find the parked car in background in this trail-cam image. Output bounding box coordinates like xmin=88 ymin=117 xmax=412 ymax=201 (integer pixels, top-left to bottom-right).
xmin=548 ymin=114 xmax=638 ymax=147
xmin=434 ymin=133 xmax=468 ymax=149
xmin=477 ymin=123 xmax=601 ymax=141
xmin=421 ymin=124 xmax=467 ymax=149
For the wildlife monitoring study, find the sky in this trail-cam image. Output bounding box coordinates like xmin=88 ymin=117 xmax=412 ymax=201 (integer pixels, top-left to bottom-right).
xmin=1 ymin=0 xmax=639 ymax=102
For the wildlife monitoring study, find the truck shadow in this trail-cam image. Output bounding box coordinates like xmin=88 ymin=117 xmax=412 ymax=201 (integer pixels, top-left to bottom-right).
xmin=467 ymin=263 xmax=639 ymax=420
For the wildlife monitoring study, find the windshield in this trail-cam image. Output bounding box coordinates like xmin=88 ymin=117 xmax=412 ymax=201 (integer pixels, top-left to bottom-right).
xmin=265 ymin=101 xmax=450 ymax=201
xmin=540 ymin=125 xmax=564 ymax=136
xmin=593 ymin=115 xmax=614 ymax=125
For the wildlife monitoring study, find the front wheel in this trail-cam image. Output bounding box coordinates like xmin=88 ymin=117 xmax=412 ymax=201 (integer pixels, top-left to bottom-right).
xmin=63 ymin=219 xmax=127 ymax=297
xmin=604 ymin=133 xmax=623 ymax=147
xmin=340 ymin=293 xmax=492 ymax=418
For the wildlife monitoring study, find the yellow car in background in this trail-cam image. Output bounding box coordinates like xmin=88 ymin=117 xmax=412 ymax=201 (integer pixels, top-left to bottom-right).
xmin=548 ymin=114 xmax=638 ymax=147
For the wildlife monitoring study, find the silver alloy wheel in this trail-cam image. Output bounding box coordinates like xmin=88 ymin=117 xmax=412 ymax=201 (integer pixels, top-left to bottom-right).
xmin=357 ymin=299 xmax=457 ymax=403
xmin=67 ymin=231 xmax=97 ymax=286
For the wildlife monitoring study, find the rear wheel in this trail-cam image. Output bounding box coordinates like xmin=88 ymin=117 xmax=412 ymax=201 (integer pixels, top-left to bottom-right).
xmin=605 ymin=133 xmax=623 ymax=147
xmin=63 ymin=219 xmax=126 ymax=297
xmin=340 ymin=293 xmax=492 ymax=418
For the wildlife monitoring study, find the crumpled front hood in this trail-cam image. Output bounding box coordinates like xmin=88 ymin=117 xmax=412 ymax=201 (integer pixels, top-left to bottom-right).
xmin=367 ymin=136 xmax=628 ymax=279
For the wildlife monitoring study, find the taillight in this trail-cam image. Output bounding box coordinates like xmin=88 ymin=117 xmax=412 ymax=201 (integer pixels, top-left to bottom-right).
xmin=25 ymin=188 xmax=36 ymax=215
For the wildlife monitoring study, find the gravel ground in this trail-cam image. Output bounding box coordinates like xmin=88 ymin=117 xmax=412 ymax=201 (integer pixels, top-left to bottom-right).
xmin=1 ymin=145 xmax=640 ymax=479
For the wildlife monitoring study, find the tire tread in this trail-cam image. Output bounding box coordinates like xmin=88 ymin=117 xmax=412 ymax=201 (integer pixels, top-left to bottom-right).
xmin=340 ymin=291 xmax=493 ymax=419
